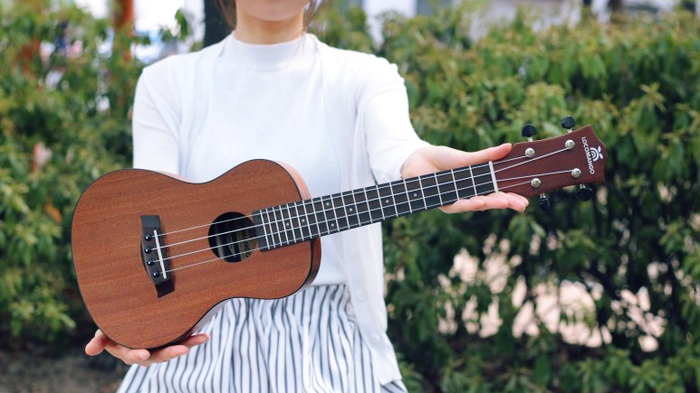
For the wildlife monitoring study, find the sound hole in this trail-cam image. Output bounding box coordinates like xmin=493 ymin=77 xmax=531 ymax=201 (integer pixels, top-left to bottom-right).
xmin=208 ymin=212 xmax=257 ymax=263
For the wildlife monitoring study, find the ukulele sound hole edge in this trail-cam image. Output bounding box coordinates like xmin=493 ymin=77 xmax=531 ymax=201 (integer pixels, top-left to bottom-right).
xmin=208 ymin=212 xmax=257 ymax=263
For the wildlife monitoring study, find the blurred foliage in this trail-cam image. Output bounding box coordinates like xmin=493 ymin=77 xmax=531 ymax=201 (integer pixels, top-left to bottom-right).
xmin=317 ymin=4 xmax=700 ymax=392
xmin=2 ymin=1 xmax=700 ymax=392
xmin=0 ymin=0 xmax=140 ymax=345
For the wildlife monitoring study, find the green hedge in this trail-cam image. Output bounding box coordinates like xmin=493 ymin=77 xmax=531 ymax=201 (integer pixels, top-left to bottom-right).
xmin=331 ymin=7 xmax=699 ymax=393
xmin=316 ymin=4 xmax=700 ymax=392
xmin=0 ymin=2 xmax=139 ymax=344
xmin=2 ymin=2 xmax=700 ymax=392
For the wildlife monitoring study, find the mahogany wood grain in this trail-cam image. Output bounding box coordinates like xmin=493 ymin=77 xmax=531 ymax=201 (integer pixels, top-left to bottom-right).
xmin=72 ymin=160 xmax=320 ymax=349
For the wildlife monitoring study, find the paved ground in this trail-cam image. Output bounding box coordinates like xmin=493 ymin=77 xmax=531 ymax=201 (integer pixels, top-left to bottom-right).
xmin=0 ymin=345 xmax=126 ymax=393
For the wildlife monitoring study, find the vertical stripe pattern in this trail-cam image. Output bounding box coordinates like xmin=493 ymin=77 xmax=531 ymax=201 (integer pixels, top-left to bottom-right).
xmin=117 ymin=285 xmax=407 ymax=393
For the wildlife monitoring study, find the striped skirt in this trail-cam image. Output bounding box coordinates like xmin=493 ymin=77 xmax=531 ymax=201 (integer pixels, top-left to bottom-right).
xmin=116 ymin=285 xmax=407 ymax=393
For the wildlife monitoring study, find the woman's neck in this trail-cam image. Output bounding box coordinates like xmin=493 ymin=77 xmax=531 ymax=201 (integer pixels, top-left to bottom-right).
xmin=234 ymin=11 xmax=305 ymax=45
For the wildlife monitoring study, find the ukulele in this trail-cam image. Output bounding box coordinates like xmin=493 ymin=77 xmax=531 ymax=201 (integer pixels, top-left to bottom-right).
xmin=71 ymin=124 xmax=606 ymax=349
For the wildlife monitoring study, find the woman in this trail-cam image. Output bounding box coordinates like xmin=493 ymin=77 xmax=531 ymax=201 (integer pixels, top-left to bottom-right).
xmin=86 ymin=1 xmax=528 ymax=391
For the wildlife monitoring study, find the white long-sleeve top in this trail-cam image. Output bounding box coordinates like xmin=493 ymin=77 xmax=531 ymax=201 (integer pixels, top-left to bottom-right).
xmin=132 ymin=33 xmax=429 ymax=384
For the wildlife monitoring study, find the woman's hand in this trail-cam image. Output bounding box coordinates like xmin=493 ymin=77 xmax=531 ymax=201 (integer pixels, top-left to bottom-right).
xmin=85 ymin=329 xmax=210 ymax=367
xmin=401 ymin=144 xmax=529 ymax=213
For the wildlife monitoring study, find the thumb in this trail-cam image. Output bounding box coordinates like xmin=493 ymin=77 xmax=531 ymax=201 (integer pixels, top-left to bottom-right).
xmin=85 ymin=330 xmax=110 ymax=356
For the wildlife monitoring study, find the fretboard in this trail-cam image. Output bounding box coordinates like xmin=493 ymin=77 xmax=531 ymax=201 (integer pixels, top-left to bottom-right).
xmin=253 ymin=163 xmax=497 ymax=251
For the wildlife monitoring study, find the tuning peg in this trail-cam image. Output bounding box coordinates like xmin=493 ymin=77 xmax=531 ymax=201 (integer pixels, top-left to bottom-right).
xmin=561 ymin=116 xmax=576 ymax=132
xmin=521 ymin=124 xmax=537 ymax=141
xmin=575 ymin=186 xmax=594 ymax=201
xmin=538 ymin=194 xmax=551 ymax=211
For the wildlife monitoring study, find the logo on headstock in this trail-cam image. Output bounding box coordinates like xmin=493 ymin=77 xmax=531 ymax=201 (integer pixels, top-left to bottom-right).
xmin=581 ymin=137 xmax=603 ymax=175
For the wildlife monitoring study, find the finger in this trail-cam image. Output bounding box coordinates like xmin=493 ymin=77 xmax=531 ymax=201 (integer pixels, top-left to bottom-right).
xmin=492 ymin=192 xmax=530 ymax=212
xmin=439 ymin=196 xmax=505 ymax=213
xmin=146 ymin=333 xmax=209 ymax=364
xmin=179 ymin=333 xmax=210 ymax=349
xmin=86 ymin=329 xmax=150 ymax=365
xmin=440 ymin=192 xmax=529 ymax=214
xmin=142 ymin=345 xmax=190 ymax=365
xmin=121 ymin=333 xmax=210 ymax=366
xmin=85 ymin=329 xmax=111 ymax=356
xmin=104 ymin=343 xmax=151 ymax=366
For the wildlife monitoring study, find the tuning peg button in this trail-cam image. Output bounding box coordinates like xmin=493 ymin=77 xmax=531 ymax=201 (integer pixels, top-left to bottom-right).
xmin=576 ymin=186 xmax=594 ymax=201
xmin=561 ymin=116 xmax=576 ymax=131
xmin=538 ymin=195 xmax=551 ymax=211
xmin=521 ymin=124 xmax=537 ymax=141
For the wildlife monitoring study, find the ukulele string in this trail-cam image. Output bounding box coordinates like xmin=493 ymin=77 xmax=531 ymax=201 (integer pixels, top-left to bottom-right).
xmin=151 ymin=157 xmax=534 ymax=242
xmin=154 ymin=164 xmax=489 ymax=250
xmin=161 ymin=176 xmax=496 ymax=265
xmin=157 ymin=149 xmax=568 ymax=262
xmin=163 ymin=161 xmax=575 ymax=275
xmin=164 ymin=169 xmax=572 ymax=274
xmin=493 ymin=147 xmax=570 ymax=175
xmin=157 ymin=163 xmax=501 ymax=257
xmin=155 ymin=153 xmax=536 ymax=252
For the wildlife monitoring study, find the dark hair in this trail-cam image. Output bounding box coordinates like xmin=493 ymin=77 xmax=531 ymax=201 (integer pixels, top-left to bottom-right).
xmin=213 ymin=0 xmax=324 ymax=31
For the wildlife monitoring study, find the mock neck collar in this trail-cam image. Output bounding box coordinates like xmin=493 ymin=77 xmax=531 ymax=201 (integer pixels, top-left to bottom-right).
xmin=220 ymin=33 xmax=317 ymax=69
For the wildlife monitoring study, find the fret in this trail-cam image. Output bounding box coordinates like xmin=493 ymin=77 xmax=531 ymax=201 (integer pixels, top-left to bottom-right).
xmin=331 ymin=193 xmax=349 ymax=231
xmin=434 ymin=173 xmax=443 ymax=205
xmin=274 ymin=206 xmax=289 ymax=246
xmin=343 ymin=191 xmax=360 ymax=228
xmin=303 ymin=201 xmax=315 ymax=240
xmin=454 ymin=167 xmax=476 ymax=200
xmin=284 ymin=205 xmax=295 ymax=245
xmin=417 ymin=176 xmax=428 ymax=210
xmin=321 ymin=195 xmax=339 ymax=233
xmin=312 ymin=197 xmax=329 ymax=235
xmin=378 ymin=184 xmax=397 ymax=219
xmin=266 ymin=208 xmax=281 ymax=248
xmin=265 ymin=209 xmax=276 ymax=248
xmin=279 ymin=205 xmax=290 ymax=245
xmin=436 ymin=171 xmax=459 ymax=205
xmin=472 ymin=164 xmax=496 ymax=196
xmin=356 ymin=188 xmax=372 ymax=225
xmin=403 ymin=179 xmax=413 ymax=214
xmin=488 ymin=161 xmax=499 ymax=193
xmin=293 ymin=201 xmax=311 ymax=241
xmin=419 ymin=174 xmax=441 ymax=209
xmin=304 ymin=199 xmax=321 ymax=239
xmin=364 ymin=186 xmax=383 ymax=223
xmin=285 ymin=204 xmax=302 ymax=244
xmin=469 ymin=166 xmax=478 ymax=197
xmin=390 ymin=180 xmax=411 ymax=217
xmin=405 ymin=178 xmax=424 ymax=212
xmin=450 ymin=168 xmax=458 ymax=198
xmin=282 ymin=205 xmax=293 ymax=245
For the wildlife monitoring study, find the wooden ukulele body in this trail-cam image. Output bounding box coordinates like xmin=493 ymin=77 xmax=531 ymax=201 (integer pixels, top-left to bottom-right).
xmin=72 ymin=160 xmax=321 ymax=349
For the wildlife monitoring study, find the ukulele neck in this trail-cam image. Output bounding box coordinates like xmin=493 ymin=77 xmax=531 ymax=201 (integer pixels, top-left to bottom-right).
xmin=253 ymin=163 xmax=497 ymax=251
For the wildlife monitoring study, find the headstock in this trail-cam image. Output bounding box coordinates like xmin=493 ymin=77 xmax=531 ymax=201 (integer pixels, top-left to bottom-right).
xmin=493 ymin=121 xmax=607 ymax=205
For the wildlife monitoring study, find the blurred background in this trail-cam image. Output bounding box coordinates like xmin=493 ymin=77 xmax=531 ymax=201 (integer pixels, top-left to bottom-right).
xmin=0 ymin=0 xmax=699 ymax=392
